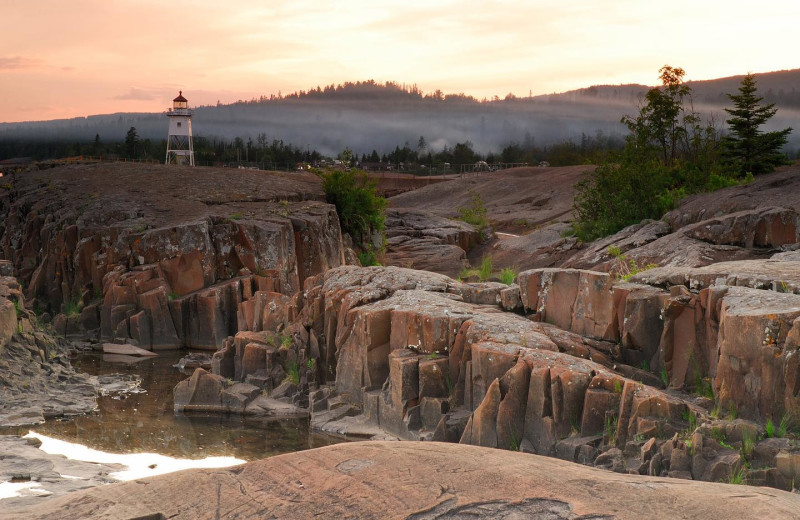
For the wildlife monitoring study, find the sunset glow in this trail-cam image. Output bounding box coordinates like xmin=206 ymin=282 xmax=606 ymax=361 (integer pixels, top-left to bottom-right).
xmin=2 ymin=0 xmax=799 ymax=122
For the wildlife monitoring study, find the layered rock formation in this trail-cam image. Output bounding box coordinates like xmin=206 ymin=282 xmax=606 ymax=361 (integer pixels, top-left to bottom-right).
xmin=7 ymin=441 xmax=800 ymax=520
xmin=0 ymin=163 xmax=344 ymax=351
xmin=176 ymin=260 xmax=800 ymax=489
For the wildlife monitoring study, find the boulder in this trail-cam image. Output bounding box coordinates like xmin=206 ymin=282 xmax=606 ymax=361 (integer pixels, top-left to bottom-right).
xmin=382 ymin=208 xmax=478 ymax=278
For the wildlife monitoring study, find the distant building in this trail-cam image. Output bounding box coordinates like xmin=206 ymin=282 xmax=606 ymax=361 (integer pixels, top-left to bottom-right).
xmin=165 ymin=91 xmax=195 ymax=166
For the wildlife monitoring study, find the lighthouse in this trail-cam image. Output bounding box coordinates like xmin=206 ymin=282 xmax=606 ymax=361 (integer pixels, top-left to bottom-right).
xmin=165 ymin=91 xmax=195 ymax=166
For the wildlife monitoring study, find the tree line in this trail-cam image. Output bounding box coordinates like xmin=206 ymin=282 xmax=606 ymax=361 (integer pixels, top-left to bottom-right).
xmin=1 ymin=129 xmax=627 ymax=171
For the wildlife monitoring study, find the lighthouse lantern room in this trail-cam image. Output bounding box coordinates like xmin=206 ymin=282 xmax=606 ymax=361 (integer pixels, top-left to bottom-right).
xmin=165 ymin=91 xmax=195 ymax=166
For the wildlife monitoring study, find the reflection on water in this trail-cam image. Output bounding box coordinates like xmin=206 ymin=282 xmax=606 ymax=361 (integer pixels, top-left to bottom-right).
xmin=3 ymin=351 xmax=342 ymax=461
xmin=25 ymin=432 xmax=246 ymax=481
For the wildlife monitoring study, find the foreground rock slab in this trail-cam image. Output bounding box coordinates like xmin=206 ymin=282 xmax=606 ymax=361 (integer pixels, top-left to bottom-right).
xmin=6 ymin=441 xmax=800 ymax=520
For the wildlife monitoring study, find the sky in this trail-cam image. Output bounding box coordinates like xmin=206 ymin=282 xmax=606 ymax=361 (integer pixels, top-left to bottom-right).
xmin=2 ymin=0 xmax=799 ymax=123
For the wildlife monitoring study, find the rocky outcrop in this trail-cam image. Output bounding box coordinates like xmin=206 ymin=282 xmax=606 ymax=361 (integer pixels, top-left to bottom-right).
xmin=178 ymin=261 xmax=800 ymax=490
xmin=389 ymin=165 xmax=586 ymax=230
xmin=563 ymin=165 xmax=800 ymax=273
xmin=475 ymin=221 xmax=581 ymax=271
xmin=382 ymin=208 xmax=479 ymax=277
xmin=0 ymin=163 xmax=345 ymax=350
xmin=7 ymin=441 xmax=800 ymax=520
xmin=0 ymin=271 xmax=140 ymax=427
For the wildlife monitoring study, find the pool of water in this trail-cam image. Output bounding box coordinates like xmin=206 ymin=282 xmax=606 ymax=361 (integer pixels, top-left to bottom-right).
xmin=2 ymin=351 xmax=342 ymax=461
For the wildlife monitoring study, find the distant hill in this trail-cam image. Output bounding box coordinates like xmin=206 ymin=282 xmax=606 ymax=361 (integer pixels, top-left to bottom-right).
xmin=2 ymin=71 xmax=799 ymax=156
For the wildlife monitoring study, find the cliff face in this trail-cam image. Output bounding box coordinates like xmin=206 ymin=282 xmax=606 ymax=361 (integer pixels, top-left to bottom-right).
xmin=0 ymin=163 xmax=345 ymax=350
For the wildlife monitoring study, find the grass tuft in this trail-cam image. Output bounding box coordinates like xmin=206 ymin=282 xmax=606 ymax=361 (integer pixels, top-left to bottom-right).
xmin=499 ymin=267 xmax=516 ymax=285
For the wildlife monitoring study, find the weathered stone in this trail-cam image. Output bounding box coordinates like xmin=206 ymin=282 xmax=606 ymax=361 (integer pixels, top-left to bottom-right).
xmin=420 ymin=397 xmax=449 ymax=431
xmin=519 ymin=268 xmax=618 ymax=341
xmin=499 ymin=284 xmax=522 ymax=311
xmin=460 ymin=282 xmax=506 ymax=305
xmin=460 ymin=377 xmax=501 ymax=448
xmin=714 ymin=287 xmax=800 ymax=420
xmin=495 ymin=358 xmax=530 ymax=450
xmin=613 ymin=283 xmax=668 ymax=367
xmin=382 ymin=208 xmax=477 ymax=278
xmin=0 ymin=297 xmax=16 ymax=351
xmin=418 ymin=356 xmax=449 ymax=398
xmin=173 ymin=368 xmax=225 ymax=413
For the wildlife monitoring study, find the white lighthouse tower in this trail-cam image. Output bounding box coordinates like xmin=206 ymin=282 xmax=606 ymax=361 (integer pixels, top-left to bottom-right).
xmin=165 ymin=91 xmax=195 ymax=166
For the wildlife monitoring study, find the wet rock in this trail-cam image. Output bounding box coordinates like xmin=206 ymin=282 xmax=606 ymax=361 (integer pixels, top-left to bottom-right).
xmin=173 ymin=352 xmax=212 ymax=372
xmin=0 ymin=278 xmax=103 ymax=427
xmin=0 ymin=435 xmax=123 ymax=509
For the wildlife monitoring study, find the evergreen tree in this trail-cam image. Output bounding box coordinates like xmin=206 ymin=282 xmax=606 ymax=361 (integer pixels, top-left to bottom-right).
xmin=124 ymin=127 xmax=139 ymax=159
xmin=723 ymin=74 xmax=792 ymax=175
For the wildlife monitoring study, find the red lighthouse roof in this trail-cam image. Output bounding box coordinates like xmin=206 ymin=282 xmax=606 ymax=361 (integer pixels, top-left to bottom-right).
xmin=173 ymin=91 xmax=187 ymax=102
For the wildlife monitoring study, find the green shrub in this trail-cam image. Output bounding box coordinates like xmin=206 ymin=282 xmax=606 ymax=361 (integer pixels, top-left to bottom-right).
xmin=499 ymin=268 xmax=516 ymax=285
xmin=573 ymin=158 xmax=676 ymax=242
xmin=741 ymin=430 xmax=755 ymax=460
xmin=604 ymin=414 xmax=618 ymax=446
xmin=358 ymin=247 xmax=381 ymax=267
xmin=478 ymin=256 xmax=493 ymax=281
xmin=457 ymin=191 xmax=488 ymax=234
xmin=777 ymin=413 xmax=796 ymax=437
xmin=607 ymin=246 xmax=657 ymax=281
xmin=458 ymin=266 xmax=475 ymax=281
xmin=286 ymin=361 xmax=299 ymax=384
xmin=727 ymin=402 xmax=738 ymax=420
xmin=683 ymin=410 xmax=698 ymax=435
xmin=64 ymin=298 xmax=82 ymax=317
xmin=320 ymin=168 xmax=387 ymax=245
xmin=728 ymin=464 xmax=747 ymax=485
xmin=706 ymin=173 xmax=740 ymax=191
xmin=765 ymin=418 xmax=776 ymax=438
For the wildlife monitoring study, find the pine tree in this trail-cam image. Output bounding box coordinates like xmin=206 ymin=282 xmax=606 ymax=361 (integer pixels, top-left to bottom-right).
xmin=124 ymin=127 xmax=139 ymax=159
xmin=723 ymin=74 xmax=792 ymax=175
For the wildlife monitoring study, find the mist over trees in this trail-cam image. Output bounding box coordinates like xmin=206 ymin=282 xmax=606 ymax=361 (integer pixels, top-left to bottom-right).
xmin=2 ymin=72 xmax=799 ymax=162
